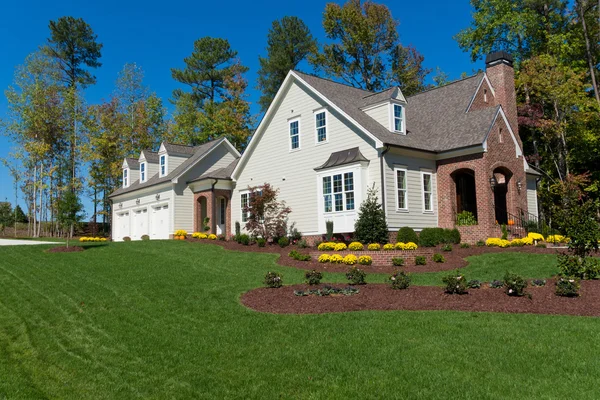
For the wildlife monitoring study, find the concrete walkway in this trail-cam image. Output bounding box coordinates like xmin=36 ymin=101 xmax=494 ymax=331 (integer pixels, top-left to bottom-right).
xmin=0 ymin=239 xmax=62 ymax=246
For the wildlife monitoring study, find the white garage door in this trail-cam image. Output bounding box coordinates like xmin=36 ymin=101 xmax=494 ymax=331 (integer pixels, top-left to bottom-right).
xmin=132 ymin=208 xmax=148 ymax=240
xmin=151 ymin=205 xmax=170 ymax=240
xmin=115 ymin=211 xmax=130 ymax=241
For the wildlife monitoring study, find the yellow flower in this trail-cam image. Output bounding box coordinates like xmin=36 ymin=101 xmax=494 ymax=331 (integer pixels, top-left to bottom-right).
xmin=348 ymin=242 xmax=364 ymax=251
xmin=207 ymin=234 xmax=217 ymax=240
xmin=318 ymin=254 xmax=331 ymax=263
xmin=383 ymin=243 xmax=395 ymax=251
xmin=394 ymin=242 xmax=406 ymax=250
xmin=330 ymin=254 xmax=344 ymax=264
xmin=79 ymin=237 xmax=87 ymax=242
xmin=174 ymin=230 xmax=187 ymax=237
xmin=358 ymin=255 xmax=373 ymax=265
xmin=343 ymin=254 xmax=358 ymax=265
xmin=486 ymin=238 xmax=502 ymax=247
xmin=404 ymin=242 xmax=418 ymax=250
xmin=318 ymin=242 xmax=335 ymax=251
xmin=521 ymin=237 xmax=534 ymax=245
xmin=367 ymin=243 xmax=381 ymax=251
xmin=334 ymin=243 xmax=347 ymax=251
xmin=527 ymin=232 xmax=544 ymax=241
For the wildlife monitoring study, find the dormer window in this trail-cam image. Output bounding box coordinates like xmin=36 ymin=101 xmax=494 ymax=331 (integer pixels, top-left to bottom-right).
xmin=140 ymin=162 xmax=146 ymax=182
xmin=160 ymin=155 xmax=167 ymax=177
xmin=392 ymin=103 xmax=405 ymax=133
xmin=123 ymin=169 xmax=129 ymax=188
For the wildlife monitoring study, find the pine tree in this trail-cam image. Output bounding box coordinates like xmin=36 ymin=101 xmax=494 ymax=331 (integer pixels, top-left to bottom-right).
xmin=353 ymin=185 xmax=389 ymax=244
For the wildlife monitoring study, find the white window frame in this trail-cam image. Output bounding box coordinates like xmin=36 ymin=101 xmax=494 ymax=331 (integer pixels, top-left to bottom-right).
xmin=421 ymin=171 xmax=434 ymax=213
xmin=390 ymin=103 xmax=405 ymax=134
xmin=289 ymin=118 xmax=301 ymax=152
xmin=321 ymin=170 xmax=355 ymax=214
xmin=140 ymin=162 xmax=146 ymax=183
xmin=123 ymin=168 xmax=129 ymax=188
xmin=314 ymin=109 xmax=328 ymax=145
xmin=240 ymin=191 xmax=249 ymax=223
xmin=159 ymin=155 xmax=167 ymax=177
xmin=394 ymin=167 xmax=408 ymax=212
xmin=219 ymin=197 xmax=226 ymax=225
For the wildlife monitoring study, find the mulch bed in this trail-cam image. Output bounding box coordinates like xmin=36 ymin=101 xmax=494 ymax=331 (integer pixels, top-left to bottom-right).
xmin=241 ymin=280 xmax=600 ymax=317
xmin=46 ymin=246 xmax=85 ymax=253
xmin=190 ymin=239 xmax=563 ymax=273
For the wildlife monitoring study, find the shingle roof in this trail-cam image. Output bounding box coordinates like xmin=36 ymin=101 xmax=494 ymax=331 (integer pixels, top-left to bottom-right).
xmin=361 ymin=87 xmax=397 ymax=107
xmin=315 ymin=147 xmax=369 ymax=171
xmin=125 ymin=157 xmax=140 ymax=169
xmin=163 ymin=142 xmax=196 ymax=156
xmin=109 ymin=139 xmax=225 ymax=198
xmin=140 ymin=150 xmax=159 ymax=163
xmin=293 ymin=71 xmax=498 ymax=152
xmin=188 ymin=158 xmax=240 ymax=183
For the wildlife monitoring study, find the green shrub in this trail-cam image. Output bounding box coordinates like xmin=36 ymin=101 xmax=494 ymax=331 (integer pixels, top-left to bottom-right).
xmin=235 ymin=221 xmax=241 ymax=237
xmin=392 ymin=257 xmax=405 ymax=267
xmin=264 ymin=272 xmax=283 ymax=288
xmin=556 ymin=253 xmax=599 ymax=280
xmin=419 ymin=228 xmax=460 ymax=247
xmin=297 ymin=239 xmax=309 ymax=249
xmin=353 ymin=186 xmax=389 ymax=244
xmin=397 ymin=227 xmax=418 ymax=244
xmin=325 ymin=220 xmax=334 ymax=241
xmin=346 ymin=266 xmax=367 ymax=285
xmin=305 ymin=270 xmax=323 ymax=285
xmin=504 ymin=272 xmax=528 ymax=297
xmin=433 ymin=253 xmax=445 ymax=263
xmin=531 ymin=279 xmax=546 ymax=287
xmin=442 ymin=270 xmax=468 ymax=294
xmin=445 ymin=228 xmax=461 ymax=244
xmin=257 ymin=238 xmax=266 ymax=247
xmin=468 ymin=279 xmax=481 ymax=289
xmin=460 ymin=243 xmax=470 ymax=249
xmin=288 ymin=250 xmax=311 ymax=261
xmin=555 ymin=277 xmax=580 ymax=297
xmin=489 ymin=280 xmax=504 ymax=289
xmin=141 ymin=235 xmax=150 ymax=241
xmin=501 ymin=224 xmax=509 ymax=240
xmin=278 ymin=237 xmax=290 ymax=248
xmin=218 ymin=234 xmax=226 ymax=241
xmin=415 ymin=256 xmax=426 ymax=265
xmin=388 ymin=270 xmax=411 ymax=290
xmin=456 ymin=211 xmax=477 ymax=226
xmin=123 ymin=236 xmax=131 ymax=242
xmin=442 ymin=244 xmax=452 ymax=252
xmin=238 ymin=234 xmax=250 ymax=246
xmin=476 ymin=240 xmax=485 ymax=247
xmin=584 ymin=258 xmax=600 ymax=280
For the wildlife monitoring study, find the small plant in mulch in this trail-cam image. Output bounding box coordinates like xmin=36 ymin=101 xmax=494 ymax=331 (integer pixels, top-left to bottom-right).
xmin=433 ymin=253 xmax=445 ymax=263
xmin=392 ymin=257 xmax=405 ymax=267
xmin=257 ymin=238 xmax=267 ymax=247
xmin=294 ymin=286 xmax=359 ymax=297
xmin=297 ymin=239 xmax=309 ymax=249
xmin=531 ymin=279 xmax=547 ymax=287
xmin=442 ymin=270 xmax=468 ymax=294
xmin=415 ymin=256 xmax=427 ymax=266
xmin=238 ymin=234 xmax=250 ymax=245
xmin=442 ymin=244 xmax=453 ymax=252
xmin=346 ymin=266 xmax=367 ymax=285
xmin=476 ymin=240 xmax=485 ymax=247
xmin=503 ymin=272 xmax=528 ymax=297
xmin=264 ymin=272 xmax=283 ymax=288
xmin=278 ymin=237 xmax=290 ymax=248
xmin=460 ymin=243 xmax=470 ymax=249
xmin=304 ymin=270 xmax=323 ymax=285
xmin=489 ymin=280 xmax=504 ymax=289
xmin=288 ymin=250 xmax=311 ymax=261
xmin=555 ymin=277 xmax=580 ymax=297
xmin=388 ymin=270 xmax=411 ymax=290
xmin=468 ymin=280 xmax=481 ymax=289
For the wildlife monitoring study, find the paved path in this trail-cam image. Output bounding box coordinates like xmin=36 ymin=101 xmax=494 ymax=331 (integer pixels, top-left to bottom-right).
xmin=0 ymin=239 xmax=62 ymax=246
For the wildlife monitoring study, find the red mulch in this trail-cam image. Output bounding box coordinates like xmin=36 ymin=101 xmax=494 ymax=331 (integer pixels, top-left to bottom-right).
xmin=241 ymin=280 xmax=600 ymax=317
xmin=46 ymin=246 xmax=85 ymax=253
xmin=190 ymin=239 xmax=562 ymax=273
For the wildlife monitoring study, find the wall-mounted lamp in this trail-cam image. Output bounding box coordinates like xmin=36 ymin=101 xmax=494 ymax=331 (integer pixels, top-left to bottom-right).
xmin=119 ymin=203 xmax=123 ymax=208
xmin=155 ymin=194 xmax=160 ymax=201
xmin=516 ymin=180 xmax=522 ymax=194
xmin=136 ymin=198 xmax=140 ymax=205
xmin=489 ymin=176 xmax=497 ymax=191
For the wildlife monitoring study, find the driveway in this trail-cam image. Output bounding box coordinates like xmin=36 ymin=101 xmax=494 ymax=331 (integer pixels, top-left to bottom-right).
xmin=0 ymin=239 xmax=62 ymax=246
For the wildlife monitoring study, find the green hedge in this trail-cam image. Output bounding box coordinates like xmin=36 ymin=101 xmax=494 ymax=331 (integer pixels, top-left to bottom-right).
xmin=396 ymin=227 xmax=418 ymax=244
xmin=419 ymin=228 xmax=461 ymax=247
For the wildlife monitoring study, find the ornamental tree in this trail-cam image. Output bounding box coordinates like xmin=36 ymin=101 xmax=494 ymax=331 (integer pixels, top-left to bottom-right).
xmin=244 ymin=183 xmax=291 ymax=241
xmin=353 ymin=185 xmax=389 ymax=244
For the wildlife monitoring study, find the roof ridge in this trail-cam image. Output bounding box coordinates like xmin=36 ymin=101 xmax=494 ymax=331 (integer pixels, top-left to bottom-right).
xmin=407 ymin=73 xmax=483 ymax=99
xmin=362 ymin=87 xmax=396 ymax=99
xmin=292 ymin=70 xmax=373 ymax=94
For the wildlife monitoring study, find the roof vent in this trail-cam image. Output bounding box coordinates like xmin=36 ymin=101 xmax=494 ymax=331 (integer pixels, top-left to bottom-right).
xmin=485 ymin=51 xmax=513 ymax=67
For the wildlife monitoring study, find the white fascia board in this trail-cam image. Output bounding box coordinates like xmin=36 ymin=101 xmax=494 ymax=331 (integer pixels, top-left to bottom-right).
xmin=110 ymin=182 xmax=172 ymax=202
xmin=171 ymin=138 xmax=239 ymax=184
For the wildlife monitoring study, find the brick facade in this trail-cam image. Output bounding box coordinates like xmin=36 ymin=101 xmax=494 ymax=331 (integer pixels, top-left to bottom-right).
xmin=193 ymin=189 xmax=232 ymax=238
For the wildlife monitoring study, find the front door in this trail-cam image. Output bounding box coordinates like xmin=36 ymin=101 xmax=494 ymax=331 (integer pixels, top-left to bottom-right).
xmin=494 ymin=184 xmax=508 ymax=225
xmin=216 ymin=197 xmax=226 ymax=235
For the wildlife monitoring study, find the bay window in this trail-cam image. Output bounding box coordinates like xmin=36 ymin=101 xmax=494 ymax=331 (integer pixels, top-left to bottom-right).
xmin=322 ymin=172 xmax=354 ymax=213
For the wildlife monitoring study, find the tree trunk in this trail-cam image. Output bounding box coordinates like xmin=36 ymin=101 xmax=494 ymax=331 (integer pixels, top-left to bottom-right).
xmin=578 ymin=0 xmax=600 ymax=107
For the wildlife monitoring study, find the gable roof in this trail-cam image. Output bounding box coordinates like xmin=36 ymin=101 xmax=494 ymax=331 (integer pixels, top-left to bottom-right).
xmin=140 ymin=150 xmax=159 ymax=163
xmin=124 ymin=158 xmax=139 ymax=169
xmin=188 ymin=158 xmax=240 ymax=183
xmin=109 ymin=138 xmax=233 ymax=198
xmin=293 ymin=71 xmax=498 ymax=153
xmin=163 ymin=142 xmax=196 ymax=156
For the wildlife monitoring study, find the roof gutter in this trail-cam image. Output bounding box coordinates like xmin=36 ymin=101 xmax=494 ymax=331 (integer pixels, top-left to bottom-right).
xmin=380 ymin=145 xmax=390 ymax=217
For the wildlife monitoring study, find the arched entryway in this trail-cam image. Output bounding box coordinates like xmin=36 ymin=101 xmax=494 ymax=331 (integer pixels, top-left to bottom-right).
xmin=492 ymin=167 xmax=513 ymax=225
xmin=452 ymin=169 xmax=478 ymax=221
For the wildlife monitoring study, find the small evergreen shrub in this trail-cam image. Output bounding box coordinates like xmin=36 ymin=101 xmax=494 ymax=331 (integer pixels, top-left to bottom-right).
xmin=346 ymin=266 xmax=367 ymax=285
xmin=397 ymin=227 xmax=418 ymax=244
xmin=456 ymin=211 xmax=477 ymax=226
xmin=325 ymin=220 xmax=334 ymax=241
xmin=278 ymin=237 xmax=290 ymax=248
xmin=503 ymin=272 xmax=528 ymax=297
xmin=442 ymin=270 xmax=468 ymax=294
xmin=445 ymin=228 xmax=461 ymax=244
xmin=141 ymin=235 xmax=150 ymax=241
xmin=468 ymin=279 xmax=481 ymax=289
xmin=419 ymin=228 xmax=460 ymax=247
xmin=433 ymin=253 xmax=445 ymax=263
xmin=353 ymin=186 xmax=389 ymax=244
xmin=305 ymin=270 xmax=323 ymax=285
xmin=388 ymin=270 xmax=411 ymax=290
xmin=289 ymin=250 xmax=311 ymax=261
xmin=235 ymin=221 xmax=241 ymax=237
xmin=238 ymin=234 xmax=250 ymax=245
xmin=501 ymin=224 xmax=508 ymax=240
xmin=297 ymin=239 xmax=309 ymax=249
xmin=489 ymin=280 xmax=504 ymax=289
xmin=555 ymin=277 xmax=580 ymax=297
xmin=476 ymin=240 xmax=485 ymax=247
xmin=415 ymin=256 xmax=427 ymax=265
xmin=264 ymin=272 xmax=283 ymax=288
xmin=392 ymin=257 xmax=405 ymax=267
xmin=257 ymin=238 xmax=266 ymax=247
xmin=531 ymin=279 xmax=546 ymax=287
xmin=460 ymin=243 xmax=470 ymax=249
xmin=442 ymin=244 xmax=452 ymax=252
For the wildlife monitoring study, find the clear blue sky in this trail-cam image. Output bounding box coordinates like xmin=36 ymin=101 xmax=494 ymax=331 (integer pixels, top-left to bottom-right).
xmin=0 ymin=0 xmax=483 ymax=214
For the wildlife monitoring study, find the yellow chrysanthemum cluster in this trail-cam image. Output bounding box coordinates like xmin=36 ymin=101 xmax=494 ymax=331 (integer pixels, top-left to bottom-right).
xmin=367 ymin=243 xmax=381 ymax=251
xmin=527 ymin=232 xmax=544 ymax=241
xmin=486 ymin=238 xmax=511 ymax=248
xmin=383 ymin=243 xmax=395 ymax=251
xmin=174 ymin=230 xmax=188 ymax=237
xmin=334 ymin=243 xmax=347 ymax=251
xmin=318 ymin=242 xmax=336 ymax=251
xmin=79 ymin=237 xmax=107 ymax=242
xmin=207 ymin=234 xmax=217 ymax=240
xmin=358 ymin=255 xmax=373 ymax=265
xmin=318 ymin=254 xmax=331 ymax=263
xmin=348 ymin=242 xmax=364 ymax=251
xmin=395 ymin=242 xmax=419 ymax=250
xmin=192 ymin=232 xmax=208 ymax=239
xmin=547 ymin=235 xmax=569 ymax=244
xmin=343 ymin=254 xmax=358 ymax=265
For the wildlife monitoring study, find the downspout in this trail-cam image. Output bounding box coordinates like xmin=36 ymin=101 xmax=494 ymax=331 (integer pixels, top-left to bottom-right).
xmin=211 ymin=179 xmax=218 ymax=233
xmin=379 ymin=145 xmax=390 ymax=216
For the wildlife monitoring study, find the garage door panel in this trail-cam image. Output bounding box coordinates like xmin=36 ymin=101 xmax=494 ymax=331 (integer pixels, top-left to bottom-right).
xmin=152 ymin=205 xmax=169 ymax=240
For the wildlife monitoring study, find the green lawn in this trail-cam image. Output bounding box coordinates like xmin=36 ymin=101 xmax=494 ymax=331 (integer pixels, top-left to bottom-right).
xmin=1 ymin=241 xmax=598 ymax=399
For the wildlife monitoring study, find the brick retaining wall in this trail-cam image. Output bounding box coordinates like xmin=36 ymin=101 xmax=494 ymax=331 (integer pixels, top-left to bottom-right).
xmin=309 ymin=248 xmax=436 ymax=267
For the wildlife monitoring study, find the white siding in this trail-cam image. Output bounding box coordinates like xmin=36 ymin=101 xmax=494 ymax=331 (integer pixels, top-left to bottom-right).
xmin=168 ymin=155 xmax=188 ymax=173
xmin=364 ymin=103 xmax=389 ymax=130
xmin=383 ymin=151 xmax=438 ymax=230
xmin=146 ymin=162 xmax=159 ymax=180
xmin=128 ymin=168 xmax=140 ymax=186
xmin=526 ymin=175 xmax=539 ymax=219
xmin=232 ymin=81 xmax=381 ymax=235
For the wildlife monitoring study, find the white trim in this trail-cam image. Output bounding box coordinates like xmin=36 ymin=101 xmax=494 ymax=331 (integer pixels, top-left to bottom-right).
xmin=421 ymin=170 xmax=434 ymax=213
xmin=140 ymin=162 xmax=147 ymax=183
xmin=314 ymin=108 xmax=329 ymax=145
xmin=123 ymin=168 xmax=129 ymax=188
xmin=389 ymin=103 xmax=406 ymax=134
xmin=394 ymin=166 xmax=409 ymax=212
xmin=289 ymin=117 xmax=301 ymax=152
xmin=360 ymin=100 xmax=389 ymax=112
xmin=171 ymin=138 xmax=241 ymax=184
xmin=239 ymin=190 xmax=250 ymax=223
xmin=482 ymin=107 xmax=523 ymax=158
xmin=465 ymin=73 xmax=497 ymax=112
xmin=159 ymin=154 xmax=168 ymax=177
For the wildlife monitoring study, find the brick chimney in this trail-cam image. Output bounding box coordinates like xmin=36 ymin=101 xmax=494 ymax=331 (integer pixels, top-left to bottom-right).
xmin=485 ymin=51 xmax=519 ymax=142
